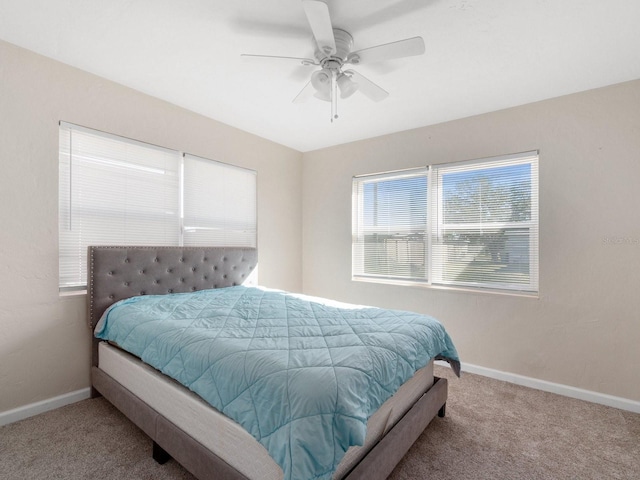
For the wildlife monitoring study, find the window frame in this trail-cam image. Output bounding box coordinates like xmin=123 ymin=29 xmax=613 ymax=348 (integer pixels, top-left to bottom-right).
xmin=352 ymin=167 xmax=429 ymax=284
xmin=58 ymin=122 xmax=257 ymax=292
xmin=352 ymin=151 xmax=539 ymax=295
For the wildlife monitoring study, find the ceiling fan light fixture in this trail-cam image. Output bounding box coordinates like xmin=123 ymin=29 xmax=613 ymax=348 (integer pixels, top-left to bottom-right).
xmin=311 ymin=69 xmax=331 ymax=92
xmin=337 ymin=73 xmax=358 ymax=98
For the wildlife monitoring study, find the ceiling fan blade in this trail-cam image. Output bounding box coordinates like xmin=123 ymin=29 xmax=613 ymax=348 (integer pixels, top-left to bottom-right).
xmin=302 ymin=0 xmax=336 ymax=57
xmin=344 ymin=70 xmax=389 ymax=102
xmin=241 ymin=54 xmax=318 ymax=66
xmin=293 ymin=81 xmax=317 ymax=103
xmin=347 ymin=36 xmax=425 ymax=65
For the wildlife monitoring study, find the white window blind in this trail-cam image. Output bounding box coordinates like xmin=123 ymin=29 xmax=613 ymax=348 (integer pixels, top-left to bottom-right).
xmin=431 ymin=152 xmax=539 ymax=292
xmin=183 ymin=154 xmax=257 ymax=247
xmin=59 ymin=123 xmax=257 ymax=291
xmin=352 ymin=152 xmax=539 ymax=293
xmin=352 ymin=168 xmax=428 ymax=282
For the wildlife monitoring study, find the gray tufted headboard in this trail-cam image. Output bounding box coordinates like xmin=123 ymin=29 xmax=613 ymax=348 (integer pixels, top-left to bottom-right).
xmin=87 ymin=246 xmax=257 ymax=365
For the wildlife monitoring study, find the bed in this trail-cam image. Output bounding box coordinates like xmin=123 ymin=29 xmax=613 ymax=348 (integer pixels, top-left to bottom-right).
xmin=87 ymin=246 xmax=460 ymax=480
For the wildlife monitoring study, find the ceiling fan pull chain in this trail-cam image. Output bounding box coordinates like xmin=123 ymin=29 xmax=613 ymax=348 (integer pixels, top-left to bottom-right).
xmin=331 ymin=70 xmax=338 ymax=122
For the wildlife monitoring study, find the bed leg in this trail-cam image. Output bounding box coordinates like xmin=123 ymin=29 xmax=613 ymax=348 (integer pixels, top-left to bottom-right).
xmin=152 ymin=441 xmax=172 ymax=465
xmin=90 ymin=386 xmax=102 ymax=399
xmin=438 ymin=402 xmax=446 ymax=418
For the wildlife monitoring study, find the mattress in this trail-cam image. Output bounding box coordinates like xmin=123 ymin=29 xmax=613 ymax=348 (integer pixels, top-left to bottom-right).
xmin=98 ymin=341 xmax=435 ymax=480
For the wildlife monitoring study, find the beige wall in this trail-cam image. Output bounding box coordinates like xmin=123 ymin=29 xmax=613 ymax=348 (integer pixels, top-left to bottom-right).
xmin=2 ymin=35 xmax=639 ymax=414
xmin=0 ymin=40 xmax=303 ymax=413
xmin=302 ymin=80 xmax=640 ymax=402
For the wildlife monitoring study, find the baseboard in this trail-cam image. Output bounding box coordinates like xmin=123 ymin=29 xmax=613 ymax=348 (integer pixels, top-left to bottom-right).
xmin=0 ymin=388 xmax=92 ymax=427
xmin=2 ymin=364 xmax=638 ymax=428
xmin=436 ymin=361 xmax=640 ymax=414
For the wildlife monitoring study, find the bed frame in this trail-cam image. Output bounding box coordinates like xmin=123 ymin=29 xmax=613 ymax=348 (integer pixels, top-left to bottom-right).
xmin=87 ymin=246 xmax=448 ymax=480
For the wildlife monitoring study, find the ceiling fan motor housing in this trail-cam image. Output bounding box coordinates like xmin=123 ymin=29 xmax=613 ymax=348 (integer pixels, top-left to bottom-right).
xmin=315 ymin=28 xmax=354 ymax=66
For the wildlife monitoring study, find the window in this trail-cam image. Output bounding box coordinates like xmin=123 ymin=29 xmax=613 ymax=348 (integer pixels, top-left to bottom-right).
xmin=352 ymin=168 xmax=429 ymax=283
xmin=353 ymin=151 xmax=538 ymax=293
xmin=58 ymin=123 xmax=256 ymax=291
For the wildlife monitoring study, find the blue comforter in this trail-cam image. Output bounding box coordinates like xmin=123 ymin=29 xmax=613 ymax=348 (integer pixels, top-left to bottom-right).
xmin=95 ymin=286 xmax=459 ymax=480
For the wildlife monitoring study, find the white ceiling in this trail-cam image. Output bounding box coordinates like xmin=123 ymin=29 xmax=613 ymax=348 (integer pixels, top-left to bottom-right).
xmin=1 ymin=0 xmax=639 ymax=152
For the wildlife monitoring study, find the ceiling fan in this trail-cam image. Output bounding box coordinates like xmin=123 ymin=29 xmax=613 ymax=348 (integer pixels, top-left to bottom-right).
xmin=241 ymin=0 xmax=426 ymax=122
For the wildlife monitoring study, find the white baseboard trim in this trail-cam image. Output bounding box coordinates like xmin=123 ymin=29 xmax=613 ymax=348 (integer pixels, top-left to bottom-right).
xmin=0 ymin=388 xmax=92 ymax=427
xmin=436 ymin=361 xmax=640 ymax=414
xmin=2 ymin=362 xmax=639 ymax=428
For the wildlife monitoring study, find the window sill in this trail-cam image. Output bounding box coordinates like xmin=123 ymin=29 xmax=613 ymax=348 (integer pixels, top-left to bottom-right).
xmin=59 ymin=289 xmax=87 ymax=298
xmin=352 ymin=276 xmax=539 ymax=299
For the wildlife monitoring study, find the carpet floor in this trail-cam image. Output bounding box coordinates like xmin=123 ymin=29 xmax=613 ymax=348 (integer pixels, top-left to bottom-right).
xmin=1 ymin=365 xmax=638 ymax=479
